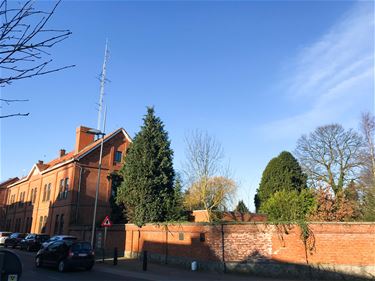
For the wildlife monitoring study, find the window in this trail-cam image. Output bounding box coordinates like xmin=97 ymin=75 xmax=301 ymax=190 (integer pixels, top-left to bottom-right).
xmin=46 ymin=183 xmax=51 ymax=201
xmin=33 ymin=188 xmax=37 ymax=204
xmin=63 ymin=178 xmax=69 ymax=199
xmin=48 ymin=241 xmax=64 ymax=251
xmin=19 ymin=192 xmax=25 ymax=207
xmin=15 ymin=218 xmax=21 ymax=232
xmin=42 ymin=184 xmax=47 ymax=201
xmin=114 ymin=151 xmax=122 ymax=163
xmin=25 ymin=218 xmax=29 ymax=232
xmin=54 ymin=215 xmax=59 ymax=235
xmin=38 ymin=216 xmax=43 ymax=233
xmin=29 ymin=189 xmax=34 ymax=206
xmin=59 ymin=179 xmax=64 ymax=199
xmin=6 ymin=219 xmax=11 ymax=231
xmin=41 ymin=216 xmax=47 ymax=233
xmin=59 ymin=214 xmax=64 ymax=234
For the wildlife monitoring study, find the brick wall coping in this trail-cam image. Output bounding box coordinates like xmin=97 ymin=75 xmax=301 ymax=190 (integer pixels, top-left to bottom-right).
xmin=124 ymin=221 xmax=375 ymax=227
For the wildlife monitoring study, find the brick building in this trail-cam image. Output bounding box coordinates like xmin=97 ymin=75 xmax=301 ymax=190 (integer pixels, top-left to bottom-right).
xmin=0 ymin=177 xmax=19 ymax=229
xmin=2 ymin=125 xmax=131 ymax=235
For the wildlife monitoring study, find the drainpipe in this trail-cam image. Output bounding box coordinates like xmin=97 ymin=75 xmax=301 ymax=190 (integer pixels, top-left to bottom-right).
xmin=75 ymin=165 xmax=83 ymax=224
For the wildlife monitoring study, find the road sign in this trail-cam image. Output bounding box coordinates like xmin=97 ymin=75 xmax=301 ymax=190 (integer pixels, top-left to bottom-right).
xmin=101 ymin=215 xmax=113 ymax=227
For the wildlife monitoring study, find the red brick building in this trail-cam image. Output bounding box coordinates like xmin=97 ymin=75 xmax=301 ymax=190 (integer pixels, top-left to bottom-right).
xmin=0 ymin=177 xmax=19 ymax=229
xmin=3 ymin=125 xmax=131 ymax=235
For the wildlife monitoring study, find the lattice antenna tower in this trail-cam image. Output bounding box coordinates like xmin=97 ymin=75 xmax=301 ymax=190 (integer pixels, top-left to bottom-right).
xmin=97 ymin=39 xmax=109 ymax=132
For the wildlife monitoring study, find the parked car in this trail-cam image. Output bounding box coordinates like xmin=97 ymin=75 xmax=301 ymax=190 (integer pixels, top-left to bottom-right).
xmin=41 ymin=235 xmax=77 ymax=249
xmin=20 ymin=234 xmax=50 ymax=251
xmin=4 ymin=233 xmax=28 ymax=248
xmin=0 ymin=231 xmax=11 ymax=246
xmin=35 ymin=241 xmax=95 ymax=272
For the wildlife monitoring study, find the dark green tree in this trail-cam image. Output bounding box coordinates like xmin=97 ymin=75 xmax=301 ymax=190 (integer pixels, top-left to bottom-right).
xmin=260 ymin=189 xmax=315 ymax=221
xmin=165 ymin=174 xmax=186 ymax=221
xmin=234 ymin=200 xmax=249 ymax=213
xmin=116 ymin=107 xmax=176 ymax=226
xmin=107 ymin=172 xmax=125 ymax=223
xmin=256 ymin=151 xmax=307 ymax=209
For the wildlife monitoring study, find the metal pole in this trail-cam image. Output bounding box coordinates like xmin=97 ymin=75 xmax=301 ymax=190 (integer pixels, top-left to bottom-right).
xmin=91 ymin=108 xmax=107 ymax=248
xmin=104 ymin=227 xmax=107 ymax=249
xmin=90 ymin=136 xmax=104 ymax=248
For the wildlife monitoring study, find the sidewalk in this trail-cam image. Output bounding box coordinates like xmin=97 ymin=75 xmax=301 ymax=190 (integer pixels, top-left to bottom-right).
xmin=94 ymin=258 xmax=310 ymax=281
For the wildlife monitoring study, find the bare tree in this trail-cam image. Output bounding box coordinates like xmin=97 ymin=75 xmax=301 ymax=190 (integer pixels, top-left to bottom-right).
xmin=184 ymin=176 xmax=236 ymax=218
xmin=360 ymin=112 xmax=375 ymax=185
xmin=358 ymin=112 xmax=375 ymax=221
xmin=295 ymin=124 xmax=363 ymax=194
xmin=0 ymin=0 xmax=73 ymax=118
xmin=183 ymin=130 xmax=236 ymax=221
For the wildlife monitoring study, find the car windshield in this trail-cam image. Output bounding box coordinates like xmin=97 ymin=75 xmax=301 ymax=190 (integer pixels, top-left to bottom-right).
xmin=71 ymin=242 xmax=91 ymax=251
xmin=1 ymin=233 xmax=10 ymax=237
xmin=25 ymin=234 xmax=35 ymax=239
xmin=62 ymin=237 xmax=77 ymax=241
xmin=10 ymin=233 xmax=18 ymax=238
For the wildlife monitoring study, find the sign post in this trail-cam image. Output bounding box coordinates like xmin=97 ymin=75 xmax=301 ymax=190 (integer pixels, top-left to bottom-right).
xmin=101 ymin=215 xmax=113 ymax=255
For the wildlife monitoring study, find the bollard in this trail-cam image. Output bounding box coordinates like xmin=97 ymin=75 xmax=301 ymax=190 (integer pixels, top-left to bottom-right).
xmin=142 ymin=250 xmax=147 ymax=271
xmin=113 ymin=247 xmax=118 ymax=266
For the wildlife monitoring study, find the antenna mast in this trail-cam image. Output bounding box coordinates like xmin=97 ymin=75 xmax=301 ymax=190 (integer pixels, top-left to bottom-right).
xmin=97 ymin=39 xmax=109 ymax=132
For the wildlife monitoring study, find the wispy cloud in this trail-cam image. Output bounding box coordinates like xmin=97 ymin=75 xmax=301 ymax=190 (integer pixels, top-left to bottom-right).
xmin=264 ymin=2 xmax=374 ymax=139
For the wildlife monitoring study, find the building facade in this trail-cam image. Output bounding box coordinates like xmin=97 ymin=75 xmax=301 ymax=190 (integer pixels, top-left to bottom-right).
xmin=2 ymin=126 xmax=131 ymax=235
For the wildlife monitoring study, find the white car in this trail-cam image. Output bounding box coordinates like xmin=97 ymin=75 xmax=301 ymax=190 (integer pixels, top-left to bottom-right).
xmin=0 ymin=231 xmax=11 ymax=245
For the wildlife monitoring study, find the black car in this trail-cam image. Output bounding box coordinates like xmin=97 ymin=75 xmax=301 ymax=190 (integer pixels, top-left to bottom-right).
xmin=41 ymin=235 xmax=77 ymax=249
xmin=4 ymin=233 xmax=28 ymax=248
xmin=35 ymin=241 xmax=95 ymax=272
xmin=20 ymin=234 xmax=50 ymax=251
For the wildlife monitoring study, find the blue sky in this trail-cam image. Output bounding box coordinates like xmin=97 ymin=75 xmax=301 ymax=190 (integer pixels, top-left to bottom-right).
xmin=1 ymin=0 xmax=374 ymax=211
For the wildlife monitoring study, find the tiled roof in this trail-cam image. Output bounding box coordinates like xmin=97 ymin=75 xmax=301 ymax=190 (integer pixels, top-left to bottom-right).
xmin=0 ymin=177 xmax=20 ymax=188
xmin=8 ymin=128 xmax=130 ymax=187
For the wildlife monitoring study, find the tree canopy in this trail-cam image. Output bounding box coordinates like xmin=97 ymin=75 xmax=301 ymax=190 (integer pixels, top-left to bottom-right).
xmin=256 ymin=151 xmax=307 ymax=209
xmin=295 ymin=124 xmax=363 ymax=194
xmin=234 ymin=200 xmax=249 ymax=213
xmin=116 ymin=107 xmax=177 ymax=226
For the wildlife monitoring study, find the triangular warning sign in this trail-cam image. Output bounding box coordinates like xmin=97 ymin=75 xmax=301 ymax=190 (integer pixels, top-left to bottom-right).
xmin=101 ymin=215 xmax=113 ymax=227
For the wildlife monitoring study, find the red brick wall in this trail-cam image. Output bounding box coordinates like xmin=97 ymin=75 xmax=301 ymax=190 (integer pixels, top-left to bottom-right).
xmin=124 ymin=223 xmax=375 ymax=267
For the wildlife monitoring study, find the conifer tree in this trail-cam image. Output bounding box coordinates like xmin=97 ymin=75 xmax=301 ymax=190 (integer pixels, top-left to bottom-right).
xmin=116 ymin=107 xmax=176 ymax=226
xmin=256 ymin=151 xmax=307 ymax=209
xmin=234 ymin=200 xmax=249 ymax=213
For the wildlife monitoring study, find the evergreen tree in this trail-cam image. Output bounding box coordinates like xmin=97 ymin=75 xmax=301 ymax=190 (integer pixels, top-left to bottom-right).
xmin=234 ymin=200 xmax=249 ymax=213
xmin=260 ymin=189 xmax=315 ymax=221
xmin=165 ymin=175 xmax=186 ymax=221
xmin=254 ymin=193 xmax=260 ymax=213
xmin=108 ymin=172 xmax=125 ymax=223
xmin=256 ymin=151 xmax=307 ymax=209
xmin=116 ymin=107 xmax=176 ymax=226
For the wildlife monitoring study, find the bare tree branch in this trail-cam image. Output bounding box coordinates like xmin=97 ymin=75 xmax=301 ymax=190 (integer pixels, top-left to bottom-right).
xmin=0 ymin=0 xmax=73 ymax=118
xmin=295 ymin=124 xmax=364 ymax=194
xmin=0 ymin=112 xmax=29 ymax=118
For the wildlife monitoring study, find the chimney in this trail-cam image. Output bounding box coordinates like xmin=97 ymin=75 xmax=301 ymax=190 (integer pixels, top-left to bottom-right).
xmin=75 ymin=126 xmax=95 ymax=153
xmin=59 ymin=149 xmax=66 ymax=158
xmin=38 ymin=160 xmax=44 ymax=165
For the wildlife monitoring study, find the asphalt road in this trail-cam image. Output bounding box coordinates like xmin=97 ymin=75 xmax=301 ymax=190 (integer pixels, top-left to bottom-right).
xmin=1 ymin=247 xmax=148 ymax=281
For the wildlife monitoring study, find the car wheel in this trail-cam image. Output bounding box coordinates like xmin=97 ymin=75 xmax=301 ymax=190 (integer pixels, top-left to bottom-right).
xmin=4 ymin=244 xmax=7 ymax=248
xmin=58 ymin=260 xmax=66 ymax=272
xmin=35 ymin=256 xmax=42 ymax=268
